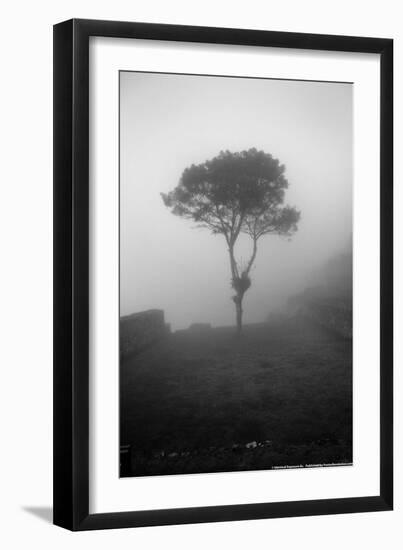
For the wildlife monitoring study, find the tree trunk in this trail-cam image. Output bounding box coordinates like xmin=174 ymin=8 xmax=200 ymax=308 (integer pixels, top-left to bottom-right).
xmin=235 ymin=296 xmax=243 ymax=334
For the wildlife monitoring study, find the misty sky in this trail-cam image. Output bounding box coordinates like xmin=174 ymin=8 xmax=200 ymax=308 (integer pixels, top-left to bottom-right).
xmin=120 ymin=71 xmax=352 ymax=330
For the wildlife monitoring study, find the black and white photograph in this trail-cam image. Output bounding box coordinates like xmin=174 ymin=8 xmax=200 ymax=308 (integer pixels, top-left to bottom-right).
xmin=119 ymin=71 xmax=353 ymax=478
xmin=1 ymin=0 xmax=397 ymax=541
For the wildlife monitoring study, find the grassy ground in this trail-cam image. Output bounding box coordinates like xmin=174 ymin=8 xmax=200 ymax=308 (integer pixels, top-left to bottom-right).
xmin=120 ymin=318 xmax=352 ymax=476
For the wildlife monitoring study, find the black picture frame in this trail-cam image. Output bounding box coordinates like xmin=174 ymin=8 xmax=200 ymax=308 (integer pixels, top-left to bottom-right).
xmin=53 ymin=18 xmax=393 ymax=531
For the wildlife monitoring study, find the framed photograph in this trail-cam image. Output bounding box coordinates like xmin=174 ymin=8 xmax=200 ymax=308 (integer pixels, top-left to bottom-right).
xmin=53 ymin=19 xmax=393 ymax=530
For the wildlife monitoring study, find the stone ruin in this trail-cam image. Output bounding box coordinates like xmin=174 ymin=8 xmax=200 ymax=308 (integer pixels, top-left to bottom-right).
xmin=120 ymin=309 xmax=170 ymax=360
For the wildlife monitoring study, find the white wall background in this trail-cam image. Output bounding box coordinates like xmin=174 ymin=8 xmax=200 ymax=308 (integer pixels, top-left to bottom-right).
xmin=0 ymin=0 xmax=400 ymax=547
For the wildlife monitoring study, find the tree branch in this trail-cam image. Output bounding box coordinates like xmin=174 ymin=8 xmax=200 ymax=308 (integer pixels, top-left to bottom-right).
xmin=228 ymin=244 xmax=239 ymax=280
xmin=244 ymin=237 xmax=258 ymax=275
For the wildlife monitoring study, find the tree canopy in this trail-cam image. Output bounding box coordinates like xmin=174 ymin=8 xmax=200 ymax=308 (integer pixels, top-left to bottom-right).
xmin=161 ymin=148 xmax=300 ymax=332
xmin=162 ymin=148 xmax=299 ymax=246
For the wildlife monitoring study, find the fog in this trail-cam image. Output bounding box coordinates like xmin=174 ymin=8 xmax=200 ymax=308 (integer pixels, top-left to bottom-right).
xmin=120 ymin=71 xmax=352 ymax=330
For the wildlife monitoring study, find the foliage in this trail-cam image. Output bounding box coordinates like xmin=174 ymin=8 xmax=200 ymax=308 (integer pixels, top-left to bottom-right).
xmin=161 ymin=148 xmax=300 ymax=329
xmin=161 ymin=148 xmax=299 ymax=245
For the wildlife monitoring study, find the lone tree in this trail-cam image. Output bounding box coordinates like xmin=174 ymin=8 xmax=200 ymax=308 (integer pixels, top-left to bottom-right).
xmin=162 ymin=149 xmax=300 ymax=333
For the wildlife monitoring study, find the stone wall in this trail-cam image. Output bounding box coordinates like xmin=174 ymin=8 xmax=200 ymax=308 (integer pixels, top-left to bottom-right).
xmin=120 ymin=309 xmax=168 ymax=360
xmin=301 ymin=299 xmax=352 ymax=339
xmin=286 ymin=249 xmax=352 ymax=339
xmin=288 ymin=293 xmax=352 ymax=339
